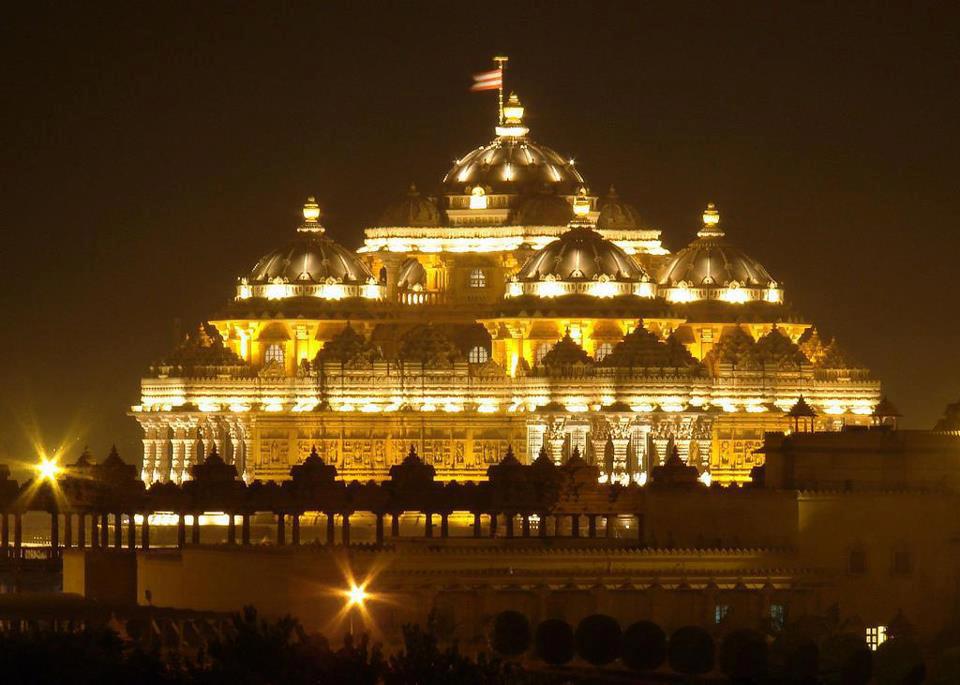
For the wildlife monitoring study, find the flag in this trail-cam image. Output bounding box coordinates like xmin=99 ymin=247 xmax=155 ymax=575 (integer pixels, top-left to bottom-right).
xmin=470 ymin=68 xmax=501 ymax=92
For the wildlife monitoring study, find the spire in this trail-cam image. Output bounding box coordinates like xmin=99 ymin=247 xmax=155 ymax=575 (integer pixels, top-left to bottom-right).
xmin=568 ymin=186 xmax=594 ymax=229
xmin=297 ymin=196 xmax=324 ymax=234
xmin=697 ymin=202 xmax=724 ymax=238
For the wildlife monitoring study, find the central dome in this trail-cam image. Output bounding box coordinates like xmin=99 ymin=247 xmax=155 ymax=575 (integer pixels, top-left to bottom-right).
xmin=442 ymin=94 xmax=585 ymax=195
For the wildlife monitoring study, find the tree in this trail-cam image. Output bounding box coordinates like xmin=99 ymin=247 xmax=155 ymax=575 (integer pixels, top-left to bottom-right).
xmin=574 ymin=614 xmax=621 ymax=666
xmin=667 ymin=625 xmax=714 ymax=676
xmin=768 ymin=628 xmax=819 ymax=682
xmin=719 ymin=629 xmax=768 ymax=682
xmin=491 ymin=611 xmax=531 ymax=657
xmin=874 ymin=637 xmax=925 ymax=685
xmin=621 ymin=621 xmax=666 ymax=672
xmin=534 ymin=619 xmax=575 ymax=666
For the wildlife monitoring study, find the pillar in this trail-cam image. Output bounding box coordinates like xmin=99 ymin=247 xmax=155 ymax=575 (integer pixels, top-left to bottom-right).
xmin=127 ymin=514 xmax=136 ymax=550
xmin=191 ymin=514 xmax=201 ymax=545
xmin=77 ymin=513 xmax=86 ymax=549
xmin=326 ymin=513 xmax=336 ymax=545
xmin=489 ymin=513 xmax=498 ymax=538
xmin=13 ymin=514 xmax=22 ymax=558
xmin=100 ymin=513 xmax=109 ymax=548
xmin=605 ymin=514 xmax=616 ymax=538
xmin=241 ymin=514 xmax=251 ymax=545
xmin=276 ymin=513 xmax=285 ymax=546
xmin=227 ymin=514 xmax=236 ymax=545
xmin=440 ymin=513 xmax=449 ymax=538
xmin=114 ymin=513 xmax=123 ymax=549
xmin=342 ymin=515 xmax=350 ymax=547
xmin=571 ymin=514 xmax=581 ymax=538
xmin=50 ymin=512 xmax=59 ymax=558
xmin=375 ymin=514 xmax=384 ymax=545
xmin=505 ymin=513 xmax=515 ymax=539
xmin=587 ymin=514 xmax=597 ymax=538
xmin=472 ymin=512 xmax=482 ymax=538
xmin=1 ymin=513 xmax=8 ymax=552
xmin=391 ymin=513 xmax=401 ymax=537
xmin=522 ymin=515 xmax=530 ymax=538
xmin=177 ymin=513 xmax=186 ymax=549
xmin=424 ymin=512 xmax=433 ymax=538
xmin=142 ymin=516 xmax=150 ymax=550
xmin=539 ymin=512 xmax=547 ymax=538
xmin=91 ymin=514 xmax=99 ymax=549
xmin=291 ymin=514 xmax=300 ymax=546
xmin=64 ymin=512 xmax=73 ymax=549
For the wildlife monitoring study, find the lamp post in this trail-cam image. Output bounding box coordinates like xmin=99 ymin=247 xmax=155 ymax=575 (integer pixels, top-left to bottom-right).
xmin=346 ymin=583 xmax=367 ymax=636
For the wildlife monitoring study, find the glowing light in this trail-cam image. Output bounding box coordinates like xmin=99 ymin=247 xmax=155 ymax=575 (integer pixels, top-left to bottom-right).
xmin=228 ymin=403 xmax=250 ymax=413
xmin=719 ymin=285 xmax=750 ymax=304
xmin=265 ymin=282 xmax=287 ymax=300
xmin=469 ymin=186 xmax=488 ymax=210
xmin=636 ymin=472 xmax=648 ymax=486
xmin=443 ymin=403 xmax=462 ymax=413
xmin=35 ymin=456 xmax=61 ymax=482
xmin=361 ymin=282 xmax=382 ymax=299
xmin=824 ymin=404 xmax=846 ymax=415
xmin=589 ymin=278 xmax=619 ymax=298
xmin=765 ymin=286 xmax=782 ymax=303
xmin=631 ymin=404 xmax=655 ymax=413
xmin=502 ymin=163 xmax=514 ymax=181
xmin=477 ymin=402 xmax=498 ymax=413
xmin=302 ymin=197 xmax=321 ymax=223
xmin=572 ymin=188 xmax=591 ymax=217
xmin=698 ymin=470 xmax=713 ymax=486
xmin=745 ymin=403 xmax=767 ymax=413
xmin=420 ymin=403 xmax=437 ymax=412
xmin=319 ymin=282 xmax=346 ymax=300
xmin=565 ymin=403 xmax=589 ymax=413
xmin=506 ymin=281 xmax=523 ymax=297
xmin=666 ymin=284 xmax=696 ymax=303
xmin=634 ymin=281 xmax=655 ymax=298
xmin=536 ymin=278 xmax=565 ymax=298
xmin=360 ymin=403 xmax=381 ymax=413
xmin=347 ymin=584 xmax=367 ymax=607
xmin=703 ymin=203 xmax=720 ymax=226
xmin=457 ymin=165 xmax=473 ymax=183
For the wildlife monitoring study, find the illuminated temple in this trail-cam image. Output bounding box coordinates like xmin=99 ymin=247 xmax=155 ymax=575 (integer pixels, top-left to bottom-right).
xmin=134 ymin=92 xmax=881 ymax=486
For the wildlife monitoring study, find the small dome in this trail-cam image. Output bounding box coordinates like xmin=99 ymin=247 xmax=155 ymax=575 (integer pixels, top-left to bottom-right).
xmin=511 ymin=192 xmax=574 ymax=226
xmin=659 ymin=204 xmax=777 ymax=289
xmin=247 ymin=232 xmax=374 ymax=284
xmin=516 ymin=226 xmax=648 ymax=282
xmin=377 ymin=184 xmax=442 ymax=227
xmin=596 ymin=187 xmax=645 ymax=231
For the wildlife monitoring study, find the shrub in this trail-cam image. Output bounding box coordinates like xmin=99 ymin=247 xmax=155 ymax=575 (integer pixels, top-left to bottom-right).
xmin=490 ymin=610 xmax=531 ymax=657
xmin=874 ymin=637 xmax=925 ymax=685
xmin=667 ymin=625 xmax=714 ymax=675
xmin=719 ymin=629 xmax=768 ymax=681
xmin=621 ymin=621 xmax=666 ymax=671
xmin=534 ymin=619 xmax=575 ymax=666
xmin=820 ymin=632 xmax=872 ymax=685
xmin=574 ymin=614 xmax=621 ymax=666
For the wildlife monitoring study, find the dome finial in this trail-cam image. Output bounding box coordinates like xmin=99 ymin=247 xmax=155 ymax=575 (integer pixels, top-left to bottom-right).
xmin=298 ymin=196 xmax=324 ymax=233
xmin=568 ymin=186 xmax=594 ymax=229
xmin=697 ymin=201 xmax=724 ymax=238
xmin=495 ymin=92 xmax=529 ymax=138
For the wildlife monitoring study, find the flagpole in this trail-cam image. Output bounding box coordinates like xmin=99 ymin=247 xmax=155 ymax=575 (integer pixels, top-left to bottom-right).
xmin=494 ymin=55 xmax=508 ymax=125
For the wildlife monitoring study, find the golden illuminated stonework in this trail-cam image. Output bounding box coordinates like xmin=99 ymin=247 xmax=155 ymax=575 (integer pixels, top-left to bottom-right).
xmin=133 ymin=80 xmax=880 ymax=487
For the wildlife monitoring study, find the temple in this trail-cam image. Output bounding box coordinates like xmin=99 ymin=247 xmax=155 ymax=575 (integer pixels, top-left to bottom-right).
xmin=133 ymin=87 xmax=880 ymax=486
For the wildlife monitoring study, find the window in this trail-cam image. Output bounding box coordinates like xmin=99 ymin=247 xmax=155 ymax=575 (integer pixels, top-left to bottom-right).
xmin=770 ymin=604 xmax=786 ymax=631
xmin=714 ymin=604 xmax=730 ymax=624
xmin=264 ymin=343 xmax=284 ymax=366
xmin=892 ymin=546 xmax=912 ymax=576
xmin=468 ymin=346 xmax=489 ymax=364
xmin=535 ymin=342 xmax=553 ymax=365
xmin=849 ymin=547 xmax=867 ymax=575
xmin=595 ymin=342 xmax=614 ymax=362
xmin=866 ymin=625 xmax=887 ymax=651
xmin=469 ymin=268 xmax=487 ymax=288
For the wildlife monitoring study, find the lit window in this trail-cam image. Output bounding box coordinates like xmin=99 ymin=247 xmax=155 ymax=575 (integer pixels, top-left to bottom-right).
xmin=595 ymin=342 xmax=614 ymax=362
xmin=714 ymin=604 xmax=730 ymax=624
xmin=469 ymin=268 xmax=487 ymax=288
xmin=468 ymin=346 xmax=489 ymax=364
xmin=535 ymin=342 xmax=553 ymax=365
xmin=264 ymin=343 xmax=284 ymax=366
xmin=469 ymin=186 xmax=488 ymax=210
xmin=770 ymin=604 xmax=786 ymax=631
xmin=866 ymin=625 xmax=887 ymax=651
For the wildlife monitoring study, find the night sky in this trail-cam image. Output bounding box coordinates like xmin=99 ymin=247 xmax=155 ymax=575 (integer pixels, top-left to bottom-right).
xmin=2 ymin=2 xmax=959 ymax=472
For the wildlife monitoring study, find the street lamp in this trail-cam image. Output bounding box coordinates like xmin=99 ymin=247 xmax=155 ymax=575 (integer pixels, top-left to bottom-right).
xmin=346 ymin=583 xmax=367 ymax=636
xmin=35 ymin=456 xmax=61 ymax=482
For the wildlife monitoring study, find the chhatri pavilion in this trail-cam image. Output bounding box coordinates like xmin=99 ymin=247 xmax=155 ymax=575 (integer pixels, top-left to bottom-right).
xmin=133 ymin=89 xmax=880 ymax=486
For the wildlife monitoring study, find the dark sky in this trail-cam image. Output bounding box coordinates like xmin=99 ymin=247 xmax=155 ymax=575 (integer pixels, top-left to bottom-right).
xmin=2 ymin=2 xmax=959 ymax=472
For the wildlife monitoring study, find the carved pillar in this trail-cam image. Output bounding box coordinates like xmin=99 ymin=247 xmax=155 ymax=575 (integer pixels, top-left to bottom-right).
xmin=391 ymin=513 xmax=401 ymax=538
xmin=227 ymin=514 xmax=237 ymax=545
xmin=181 ymin=418 xmax=199 ymax=482
xmin=241 ymin=514 xmax=251 ymax=545
xmin=100 ymin=513 xmax=109 ymax=548
xmin=505 ymin=513 xmax=515 ymax=539
xmin=13 ymin=514 xmax=22 ymax=558
xmin=139 ymin=421 xmax=157 ymax=485
xmin=606 ymin=514 xmax=616 ymax=538
xmin=77 ymin=513 xmax=86 ymax=549
xmin=191 ymin=514 xmax=200 ymax=545
xmin=522 ymin=514 xmax=530 ymax=538
xmin=291 ymin=514 xmax=300 ymax=545
xmin=64 ymin=513 xmax=72 ymax=549
xmin=587 ymin=514 xmax=597 ymax=538
xmin=90 ymin=514 xmax=99 ymax=548
xmin=170 ymin=424 xmax=185 ymax=485
xmin=114 ymin=513 xmax=123 ymax=549
xmin=276 ymin=513 xmax=285 ymax=546
xmin=50 ymin=512 xmax=59 ymax=558
xmin=127 ymin=514 xmax=136 ymax=550
xmin=472 ymin=512 xmax=482 ymax=538
xmin=177 ymin=514 xmax=186 ymax=549
xmin=142 ymin=516 xmax=151 ymax=550
xmin=342 ymin=515 xmax=351 ymax=547
xmin=424 ymin=512 xmax=433 ymax=538
xmin=1 ymin=513 xmax=8 ymax=551
xmin=539 ymin=512 xmax=548 ymax=538
xmin=571 ymin=514 xmax=581 ymax=538
xmin=375 ymin=514 xmax=384 ymax=545
xmin=440 ymin=513 xmax=449 ymax=539
xmin=326 ymin=514 xmax=336 ymax=545
xmin=156 ymin=421 xmax=172 ymax=483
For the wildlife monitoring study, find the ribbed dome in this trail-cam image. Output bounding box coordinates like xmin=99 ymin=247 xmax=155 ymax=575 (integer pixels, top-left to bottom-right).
xmin=511 ymin=192 xmax=574 ymax=226
xmin=659 ymin=205 xmax=776 ymax=288
xmin=247 ymin=232 xmax=373 ymax=284
xmin=596 ymin=187 xmax=645 ymax=231
xmin=516 ymin=226 xmax=648 ymax=282
xmin=376 ymin=184 xmax=442 ymax=227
